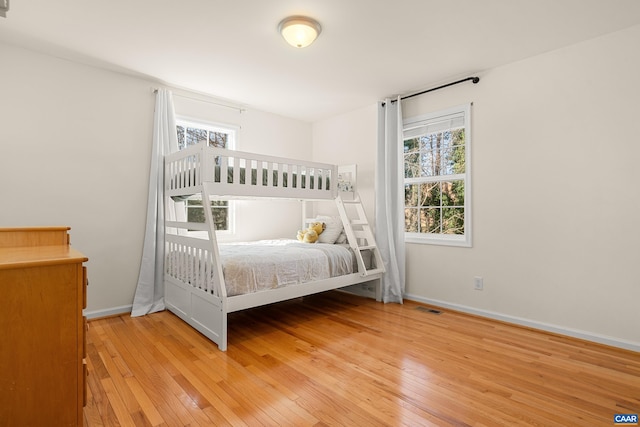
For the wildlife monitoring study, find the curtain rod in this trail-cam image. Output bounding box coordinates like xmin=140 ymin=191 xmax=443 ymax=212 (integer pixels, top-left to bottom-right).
xmin=386 ymin=76 xmax=480 ymax=105
xmin=152 ymin=87 xmax=245 ymax=113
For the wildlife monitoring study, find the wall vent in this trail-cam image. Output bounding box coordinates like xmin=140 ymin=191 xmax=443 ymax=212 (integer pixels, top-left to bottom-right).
xmin=416 ymin=306 xmax=442 ymax=315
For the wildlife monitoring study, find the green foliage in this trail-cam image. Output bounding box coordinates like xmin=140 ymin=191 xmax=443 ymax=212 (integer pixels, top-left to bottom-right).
xmin=187 ymin=199 xmax=228 ymax=230
xmin=403 ymin=127 xmax=466 ymax=235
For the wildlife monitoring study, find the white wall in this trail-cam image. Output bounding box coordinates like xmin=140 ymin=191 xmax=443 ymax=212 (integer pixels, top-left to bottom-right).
xmin=3 ymin=22 xmax=638 ymax=348
xmin=312 ymin=104 xmax=378 ymax=218
xmin=0 ymin=42 xmax=312 ymax=315
xmin=0 ymin=42 xmax=154 ymax=315
xmin=313 ymin=25 xmax=640 ymax=350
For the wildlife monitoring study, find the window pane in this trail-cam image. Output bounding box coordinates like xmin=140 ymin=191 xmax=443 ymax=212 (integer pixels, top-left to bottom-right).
xmin=420 ymin=134 xmax=442 ymax=177
xmin=211 ymin=207 xmax=228 ymax=230
xmin=187 ymin=207 xmax=205 ymax=223
xmin=420 ymin=150 xmax=438 ymax=177
xmin=186 ymin=127 xmax=207 ymax=147
xmin=452 ymin=128 xmax=465 ymax=146
xmin=420 ymin=134 xmax=437 ymax=152
xmin=420 ymin=208 xmax=440 ymax=233
xmin=404 ymin=208 xmax=418 ymax=232
xmin=404 ymin=153 xmax=420 ymax=178
xmin=186 ymin=200 xmax=229 ymax=230
xmin=442 ymin=144 xmax=465 ymax=175
xmin=404 ymin=138 xmax=419 ymax=154
xmin=420 ymin=182 xmax=440 ymax=207
xmin=405 ymin=184 xmax=419 ymax=207
xmin=442 ymin=129 xmax=465 ymax=175
xmin=440 ymin=130 xmax=452 ymax=150
xmin=177 ymin=125 xmax=185 ymax=150
xmin=209 ymin=132 xmax=228 ymax=149
xmin=442 ymin=208 xmax=464 ymax=234
xmin=441 ymin=180 xmax=464 ymax=206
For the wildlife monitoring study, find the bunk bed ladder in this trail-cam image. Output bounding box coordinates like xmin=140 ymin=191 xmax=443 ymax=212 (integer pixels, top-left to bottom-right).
xmin=201 ymin=183 xmax=228 ymax=300
xmin=335 ymin=193 xmax=385 ymax=277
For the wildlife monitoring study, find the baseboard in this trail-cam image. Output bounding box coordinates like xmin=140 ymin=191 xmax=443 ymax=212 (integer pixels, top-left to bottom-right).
xmin=84 ymin=305 xmax=132 ymax=320
xmin=404 ymin=293 xmax=640 ymax=353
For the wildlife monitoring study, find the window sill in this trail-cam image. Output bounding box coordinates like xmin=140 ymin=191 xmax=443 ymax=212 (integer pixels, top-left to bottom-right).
xmin=405 ymin=234 xmax=471 ymax=248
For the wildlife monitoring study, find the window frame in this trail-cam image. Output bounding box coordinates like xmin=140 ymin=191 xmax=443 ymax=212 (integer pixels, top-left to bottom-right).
xmin=175 ymin=116 xmax=238 ymax=237
xmin=402 ymin=103 xmax=472 ymax=247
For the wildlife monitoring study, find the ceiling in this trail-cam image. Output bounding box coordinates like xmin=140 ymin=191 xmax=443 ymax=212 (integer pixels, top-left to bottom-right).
xmin=2 ymin=0 xmax=640 ymax=122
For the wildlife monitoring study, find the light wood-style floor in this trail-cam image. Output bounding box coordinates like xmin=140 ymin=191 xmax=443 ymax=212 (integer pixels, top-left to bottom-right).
xmin=83 ymin=291 xmax=639 ymax=426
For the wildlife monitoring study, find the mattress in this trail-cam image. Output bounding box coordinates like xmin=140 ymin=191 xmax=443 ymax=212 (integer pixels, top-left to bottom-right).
xmin=166 ymin=239 xmax=354 ymax=297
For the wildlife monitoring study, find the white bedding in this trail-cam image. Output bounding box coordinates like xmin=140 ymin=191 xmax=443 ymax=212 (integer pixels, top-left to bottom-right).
xmin=167 ymin=239 xmax=354 ymax=297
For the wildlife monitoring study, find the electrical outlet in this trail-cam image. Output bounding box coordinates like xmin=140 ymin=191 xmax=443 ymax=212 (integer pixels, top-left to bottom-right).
xmin=474 ymin=276 xmax=483 ymax=290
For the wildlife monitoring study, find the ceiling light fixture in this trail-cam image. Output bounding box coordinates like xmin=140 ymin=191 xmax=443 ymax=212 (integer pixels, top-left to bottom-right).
xmin=278 ymin=16 xmax=321 ymax=48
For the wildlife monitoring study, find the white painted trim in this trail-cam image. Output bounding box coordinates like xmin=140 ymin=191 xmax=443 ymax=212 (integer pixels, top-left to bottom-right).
xmin=84 ymin=305 xmax=132 ymax=320
xmin=404 ymin=293 xmax=640 ymax=353
xmin=402 ymin=103 xmax=472 ymax=247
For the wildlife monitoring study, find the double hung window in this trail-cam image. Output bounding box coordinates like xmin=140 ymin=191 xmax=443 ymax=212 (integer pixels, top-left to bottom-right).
xmin=403 ymin=104 xmax=471 ymax=247
xmin=176 ymin=118 xmax=237 ymax=234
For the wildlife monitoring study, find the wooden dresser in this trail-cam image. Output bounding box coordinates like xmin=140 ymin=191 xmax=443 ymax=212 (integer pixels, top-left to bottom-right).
xmin=0 ymin=227 xmax=88 ymax=426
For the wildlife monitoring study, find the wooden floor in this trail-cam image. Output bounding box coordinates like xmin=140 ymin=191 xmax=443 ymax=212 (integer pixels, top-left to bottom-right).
xmin=84 ymin=291 xmax=640 ymax=427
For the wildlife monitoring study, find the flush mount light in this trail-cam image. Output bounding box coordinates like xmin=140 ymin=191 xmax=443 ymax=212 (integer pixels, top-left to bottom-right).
xmin=278 ymin=16 xmax=321 ymax=48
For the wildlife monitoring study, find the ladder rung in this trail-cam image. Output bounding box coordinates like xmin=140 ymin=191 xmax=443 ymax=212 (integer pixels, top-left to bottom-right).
xmin=360 ymin=268 xmax=384 ymax=276
xmin=350 ymin=220 xmax=367 ymax=225
xmin=358 ymin=245 xmax=377 ymax=250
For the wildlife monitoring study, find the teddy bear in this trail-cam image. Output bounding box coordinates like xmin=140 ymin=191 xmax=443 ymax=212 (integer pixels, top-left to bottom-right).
xmin=296 ymin=221 xmax=326 ymax=243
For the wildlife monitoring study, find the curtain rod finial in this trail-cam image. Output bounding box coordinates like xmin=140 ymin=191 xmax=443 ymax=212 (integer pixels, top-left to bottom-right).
xmin=472 ymin=77 xmax=480 ymax=84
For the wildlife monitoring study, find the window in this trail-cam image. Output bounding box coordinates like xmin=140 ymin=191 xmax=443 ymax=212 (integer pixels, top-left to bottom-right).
xmin=403 ymin=104 xmax=471 ymax=247
xmin=176 ymin=118 xmax=237 ymax=234
xmin=185 ymin=199 xmax=230 ymax=232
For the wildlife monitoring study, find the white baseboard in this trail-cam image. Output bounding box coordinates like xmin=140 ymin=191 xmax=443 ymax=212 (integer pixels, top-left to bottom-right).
xmin=404 ymin=293 xmax=640 ymax=353
xmin=84 ymin=305 xmax=132 ymax=320
xmin=83 ymin=297 xmax=640 ymax=353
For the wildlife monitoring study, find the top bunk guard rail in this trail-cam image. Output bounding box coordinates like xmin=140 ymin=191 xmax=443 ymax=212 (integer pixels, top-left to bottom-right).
xmin=165 ymin=141 xmax=338 ymax=200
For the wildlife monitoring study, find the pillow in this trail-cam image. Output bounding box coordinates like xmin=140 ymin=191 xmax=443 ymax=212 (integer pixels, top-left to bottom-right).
xmin=335 ymin=230 xmax=348 ymax=244
xmin=315 ymin=215 xmax=343 ymax=244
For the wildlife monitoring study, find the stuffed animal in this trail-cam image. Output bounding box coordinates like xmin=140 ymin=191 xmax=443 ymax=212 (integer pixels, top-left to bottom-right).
xmin=297 ymin=221 xmax=326 ymax=243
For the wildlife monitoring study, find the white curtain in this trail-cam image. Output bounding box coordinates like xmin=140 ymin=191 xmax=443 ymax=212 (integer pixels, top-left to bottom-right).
xmin=375 ymin=97 xmax=405 ymax=303
xmin=131 ymin=89 xmax=178 ymax=317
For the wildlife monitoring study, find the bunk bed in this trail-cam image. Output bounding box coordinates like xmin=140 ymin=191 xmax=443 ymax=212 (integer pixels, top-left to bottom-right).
xmin=164 ymin=141 xmax=384 ymax=351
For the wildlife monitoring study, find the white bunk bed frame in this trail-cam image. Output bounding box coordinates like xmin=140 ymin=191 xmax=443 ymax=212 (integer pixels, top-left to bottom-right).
xmin=164 ymin=141 xmax=384 ymax=351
